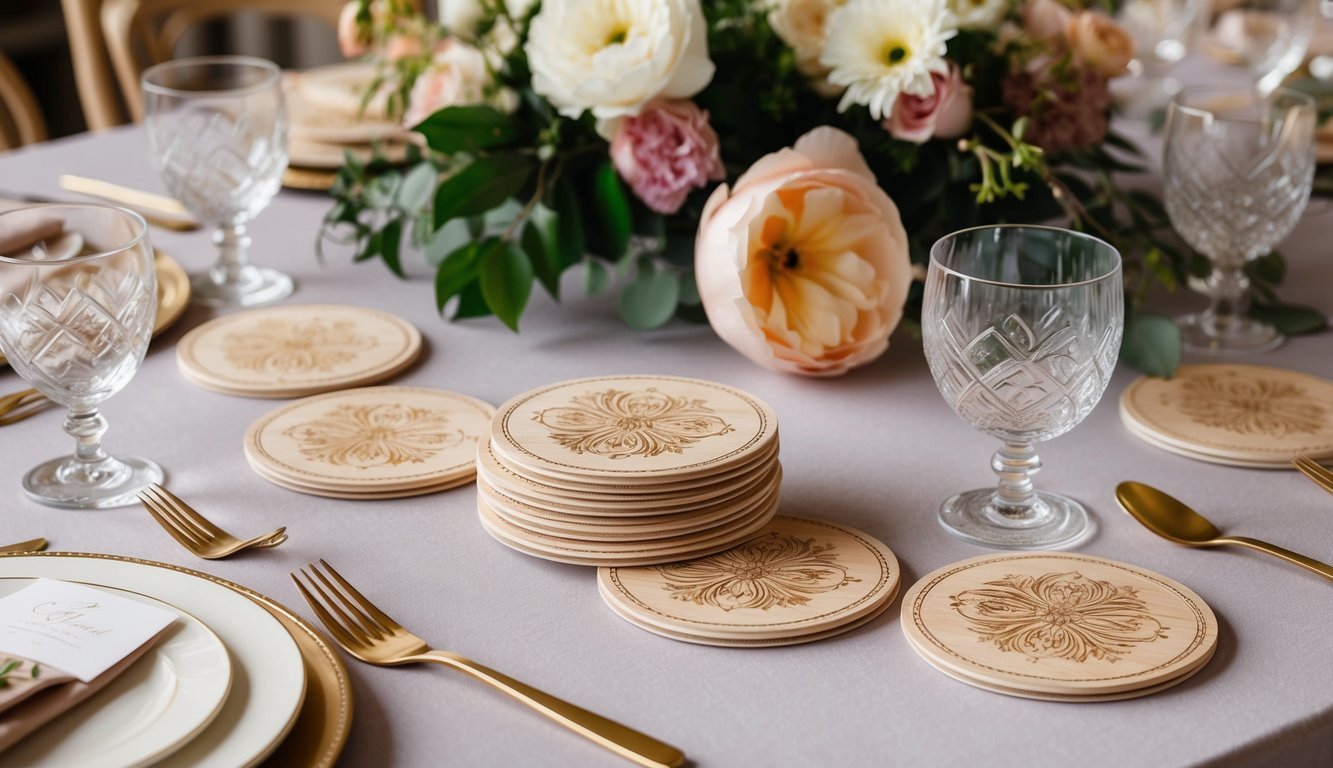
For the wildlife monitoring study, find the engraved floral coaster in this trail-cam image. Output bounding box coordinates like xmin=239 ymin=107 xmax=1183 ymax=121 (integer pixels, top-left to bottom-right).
xmin=245 ymin=386 xmax=494 ymax=492
xmin=490 ymin=376 xmax=779 ymax=482
xmin=598 ymin=516 xmax=900 ymax=642
xmin=900 ymin=552 xmax=1218 ymax=697
xmin=1120 ymin=364 xmax=1333 ymax=465
xmin=177 ymin=304 xmax=422 ymax=398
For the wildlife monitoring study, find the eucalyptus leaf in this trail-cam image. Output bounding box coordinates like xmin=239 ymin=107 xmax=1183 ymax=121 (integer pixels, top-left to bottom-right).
xmin=620 ymin=265 xmax=681 ymax=331
xmin=433 ymin=152 xmax=534 ymax=226
xmin=1120 ymin=313 xmax=1182 ymax=377
xmin=413 ymin=106 xmax=516 ymax=154
xmin=396 ymin=162 xmax=437 ymax=213
xmin=583 ymin=258 xmax=609 ymax=296
xmin=1249 ymin=303 xmax=1328 ymax=335
xmin=364 ymin=172 xmax=401 ymax=210
xmin=479 ymin=240 xmax=534 ymax=332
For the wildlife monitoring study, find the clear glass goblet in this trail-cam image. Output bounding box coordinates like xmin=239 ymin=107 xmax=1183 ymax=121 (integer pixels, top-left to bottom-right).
xmin=922 ymin=226 xmax=1124 ymax=550
xmin=1163 ymin=86 xmax=1316 ymax=355
xmin=142 ymin=55 xmax=292 ymax=307
xmin=0 ymin=204 xmax=163 ymax=508
xmin=1208 ymin=0 xmax=1316 ymax=94
xmin=1116 ymin=0 xmax=1207 ymax=118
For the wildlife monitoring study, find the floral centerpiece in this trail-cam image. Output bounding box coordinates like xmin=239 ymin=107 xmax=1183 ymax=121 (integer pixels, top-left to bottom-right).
xmin=321 ymin=0 xmax=1316 ymax=377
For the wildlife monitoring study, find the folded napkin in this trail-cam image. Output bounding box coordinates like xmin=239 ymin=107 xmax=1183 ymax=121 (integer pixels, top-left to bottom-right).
xmin=0 ymin=215 xmax=63 ymax=256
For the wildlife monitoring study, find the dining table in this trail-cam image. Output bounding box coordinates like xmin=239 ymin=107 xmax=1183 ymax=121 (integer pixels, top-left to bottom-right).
xmin=0 ymin=58 xmax=1331 ymax=767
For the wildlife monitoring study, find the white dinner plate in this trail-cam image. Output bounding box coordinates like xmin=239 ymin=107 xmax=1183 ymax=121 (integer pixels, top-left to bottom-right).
xmin=0 ymin=555 xmax=306 ymax=768
xmin=1 ymin=579 xmax=231 ymax=768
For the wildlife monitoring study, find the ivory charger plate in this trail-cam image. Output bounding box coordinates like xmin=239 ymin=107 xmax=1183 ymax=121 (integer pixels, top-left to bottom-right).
xmin=177 ymin=305 xmax=422 ymax=398
xmin=284 ymin=64 xmax=408 ymax=145
xmin=901 ymin=552 xmax=1218 ymax=699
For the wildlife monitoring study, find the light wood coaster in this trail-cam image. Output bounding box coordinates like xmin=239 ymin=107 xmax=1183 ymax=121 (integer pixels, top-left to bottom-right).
xmin=1121 ymin=417 xmax=1292 ymax=470
xmin=177 ymin=304 xmax=422 ymax=398
xmin=490 ymin=376 xmax=779 ymax=483
xmin=598 ymin=517 xmax=900 ymax=643
xmin=1121 ymin=365 xmax=1333 ymax=465
xmin=249 ymin=457 xmax=476 ymax=499
xmin=901 ymin=552 xmax=1218 ymax=698
xmin=245 ymin=387 xmax=494 ymax=494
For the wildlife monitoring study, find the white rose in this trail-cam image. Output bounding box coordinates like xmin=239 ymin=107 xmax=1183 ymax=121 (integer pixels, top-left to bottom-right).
xmin=403 ymin=39 xmax=515 ymax=126
xmin=438 ymin=0 xmax=485 ymax=37
xmin=769 ymin=0 xmax=845 ymax=74
xmin=525 ymin=0 xmax=715 ymax=122
xmin=948 ymin=0 xmax=1007 ymax=29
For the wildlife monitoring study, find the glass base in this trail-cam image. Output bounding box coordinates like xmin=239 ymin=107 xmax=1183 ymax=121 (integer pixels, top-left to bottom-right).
xmin=190 ymin=265 xmax=293 ymax=307
xmin=1177 ymin=313 xmax=1284 ymax=356
xmin=23 ymin=455 xmax=164 ymax=509
xmin=938 ymin=489 xmax=1094 ymax=550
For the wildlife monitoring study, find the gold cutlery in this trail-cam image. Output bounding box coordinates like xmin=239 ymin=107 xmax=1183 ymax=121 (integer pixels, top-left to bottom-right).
xmin=0 ymin=538 xmax=48 ymax=554
xmin=138 ymin=483 xmax=288 ymax=559
xmin=292 ymin=560 xmax=686 ymax=768
xmin=0 ymin=387 xmax=41 ymax=415
xmin=1117 ymin=481 xmax=1333 ymax=582
xmin=57 ymin=175 xmax=200 ymax=232
xmin=0 ymin=389 xmax=53 ymax=426
xmin=1292 ymin=456 xmax=1333 ymax=495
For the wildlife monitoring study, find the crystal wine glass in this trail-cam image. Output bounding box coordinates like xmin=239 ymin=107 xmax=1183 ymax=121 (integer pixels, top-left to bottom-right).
xmin=922 ymin=226 xmax=1124 ymax=550
xmin=1116 ymin=0 xmax=1207 ymax=118
xmin=1208 ymin=0 xmax=1316 ymax=94
xmin=0 ymin=205 xmax=163 ymax=508
xmin=141 ymin=56 xmax=292 ymax=307
xmin=1163 ymin=86 xmax=1316 ymax=355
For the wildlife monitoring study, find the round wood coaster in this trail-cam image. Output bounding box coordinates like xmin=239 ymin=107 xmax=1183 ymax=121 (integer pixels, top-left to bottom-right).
xmin=1121 ymin=365 xmax=1333 ymax=464
xmin=598 ymin=517 xmax=900 ymax=643
xmin=245 ymin=387 xmax=494 ymax=493
xmin=490 ymin=376 xmax=778 ymax=483
xmin=177 ymin=304 xmax=422 ymax=398
xmin=250 ymin=460 xmax=475 ymax=499
xmin=901 ymin=552 xmax=1218 ymax=697
xmin=1121 ymin=416 xmax=1290 ymax=470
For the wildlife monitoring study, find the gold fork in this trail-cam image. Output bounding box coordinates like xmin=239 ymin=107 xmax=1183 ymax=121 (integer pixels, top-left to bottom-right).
xmin=0 ymin=387 xmax=44 ymax=415
xmin=292 ymin=560 xmax=685 ymax=768
xmin=0 ymin=538 xmax=48 ymax=554
xmin=1293 ymin=456 xmax=1333 ymax=495
xmin=0 ymin=392 xmax=53 ymax=426
xmin=138 ymin=483 xmax=287 ymax=559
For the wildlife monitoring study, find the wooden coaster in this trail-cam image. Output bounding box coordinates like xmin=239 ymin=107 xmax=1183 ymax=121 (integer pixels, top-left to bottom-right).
xmin=1121 ymin=365 xmax=1333 ymax=464
xmin=245 ymin=387 xmax=494 ymax=493
xmin=1121 ymin=416 xmax=1291 ymax=470
xmin=490 ymin=376 xmax=778 ymax=483
xmin=177 ymin=304 xmax=422 ymax=398
xmin=250 ymin=461 xmax=474 ymax=499
xmin=901 ymin=552 xmax=1218 ymax=697
xmin=598 ymin=517 xmax=900 ymax=643
xmin=499 ymin=436 xmax=781 ymax=491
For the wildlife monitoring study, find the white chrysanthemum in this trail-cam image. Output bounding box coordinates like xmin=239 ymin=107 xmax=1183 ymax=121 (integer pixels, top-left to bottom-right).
xmin=948 ymin=0 xmax=1006 ymax=29
xmin=525 ymin=0 xmax=714 ymax=121
xmin=820 ymin=0 xmax=958 ymax=120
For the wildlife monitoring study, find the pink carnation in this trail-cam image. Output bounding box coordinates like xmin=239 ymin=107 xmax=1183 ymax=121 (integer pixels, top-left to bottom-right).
xmin=883 ymin=63 xmax=973 ymax=144
xmin=610 ymin=99 xmax=726 ymax=215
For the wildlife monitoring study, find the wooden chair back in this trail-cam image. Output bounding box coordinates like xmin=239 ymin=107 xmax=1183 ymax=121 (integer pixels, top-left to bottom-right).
xmin=0 ymin=49 xmax=48 ymax=149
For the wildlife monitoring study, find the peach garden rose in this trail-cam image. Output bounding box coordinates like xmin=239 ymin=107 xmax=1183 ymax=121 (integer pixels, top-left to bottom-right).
xmin=695 ymin=127 xmax=912 ymax=377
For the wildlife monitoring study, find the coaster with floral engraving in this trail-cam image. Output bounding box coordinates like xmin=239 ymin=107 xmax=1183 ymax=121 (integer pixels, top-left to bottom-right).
xmin=490 ymin=376 xmax=779 ymax=483
xmin=247 ymin=455 xmax=476 ymax=499
xmin=1121 ymin=416 xmax=1293 ymax=470
xmin=1120 ymin=364 xmax=1333 ymax=466
xmin=901 ymin=552 xmax=1218 ymax=698
xmin=245 ymin=386 xmax=494 ymax=493
xmin=597 ymin=517 xmax=900 ymax=643
xmin=177 ymin=304 xmax=422 ymax=398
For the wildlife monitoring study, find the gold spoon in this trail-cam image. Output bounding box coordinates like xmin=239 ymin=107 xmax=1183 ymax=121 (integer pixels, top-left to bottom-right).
xmin=1116 ymin=482 xmax=1333 ymax=582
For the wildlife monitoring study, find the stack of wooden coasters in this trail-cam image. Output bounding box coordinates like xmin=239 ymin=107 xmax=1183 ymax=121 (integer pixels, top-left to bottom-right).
xmin=901 ymin=552 xmax=1218 ymax=701
xmin=598 ymin=517 xmax=901 ymax=647
xmin=476 ymin=375 xmax=782 ymax=566
xmin=244 ymin=386 xmax=495 ymax=499
xmin=177 ymin=304 xmax=422 ymax=398
xmin=1120 ymin=364 xmax=1333 ymax=469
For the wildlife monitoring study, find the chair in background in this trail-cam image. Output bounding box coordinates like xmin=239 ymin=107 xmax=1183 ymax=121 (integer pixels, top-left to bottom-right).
xmin=61 ymin=0 xmax=128 ymax=131
xmin=0 ymin=48 xmax=47 ymax=149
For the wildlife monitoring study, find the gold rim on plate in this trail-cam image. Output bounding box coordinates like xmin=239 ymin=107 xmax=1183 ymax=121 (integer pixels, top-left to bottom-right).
xmin=0 ymin=551 xmax=352 ymax=768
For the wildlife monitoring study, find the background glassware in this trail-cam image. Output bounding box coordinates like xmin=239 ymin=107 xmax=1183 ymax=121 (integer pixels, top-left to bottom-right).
xmin=1163 ymin=86 xmax=1316 ymax=355
xmin=922 ymin=226 xmax=1124 ymax=550
xmin=1207 ymin=0 xmax=1317 ymax=94
xmin=0 ymin=204 xmax=163 ymax=508
xmin=142 ymin=55 xmax=292 ymax=307
xmin=1116 ymin=0 xmax=1208 ymax=118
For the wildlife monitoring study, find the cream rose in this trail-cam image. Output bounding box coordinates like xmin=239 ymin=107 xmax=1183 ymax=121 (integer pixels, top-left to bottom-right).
xmin=525 ymin=0 xmax=715 ymax=122
xmin=1021 ymin=0 xmax=1073 ymax=44
xmin=769 ymin=0 xmax=844 ymax=73
xmin=403 ymin=39 xmax=512 ymax=126
xmin=695 ymin=127 xmax=912 ymax=377
xmin=1066 ymin=11 xmax=1136 ymax=77
xmin=949 ymin=0 xmax=1007 ymax=30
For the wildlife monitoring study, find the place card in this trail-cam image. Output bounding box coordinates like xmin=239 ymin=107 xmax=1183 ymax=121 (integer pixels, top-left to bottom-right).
xmin=0 ymin=579 xmax=176 ymax=683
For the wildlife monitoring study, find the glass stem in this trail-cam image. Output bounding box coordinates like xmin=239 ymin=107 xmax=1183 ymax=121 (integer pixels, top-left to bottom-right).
xmin=64 ymin=407 xmax=115 ymax=478
xmin=210 ymin=222 xmax=252 ymax=288
xmin=990 ymin=442 xmax=1042 ymax=519
xmin=1202 ymin=261 xmax=1250 ymax=336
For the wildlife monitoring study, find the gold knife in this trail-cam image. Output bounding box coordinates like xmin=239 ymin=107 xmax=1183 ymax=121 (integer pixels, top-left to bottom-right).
xmin=57 ymin=175 xmax=200 ymax=232
xmin=0 ymin=538 xmax=48 ymax=554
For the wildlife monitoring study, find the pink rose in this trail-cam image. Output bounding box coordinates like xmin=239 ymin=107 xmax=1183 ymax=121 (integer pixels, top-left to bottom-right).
xmin=1066 ymin=11 xmax=1136 ymax=78
xmin=382 ymin=33 xmax=424 ymax=62
xmin=883 ymin=63 xmax=973 ymax=144
xmin=402 ymin=39 xmax=493 ymax=126
xmin=610 ymin=99 xmax=725 ymax=215
xmin=695 ymin=127 xmax=912 ymax=377
xmin=1021 ymin=0 xmax=1074 ymax=44
xmin=337 ymin=2 xmax=370 ymax=58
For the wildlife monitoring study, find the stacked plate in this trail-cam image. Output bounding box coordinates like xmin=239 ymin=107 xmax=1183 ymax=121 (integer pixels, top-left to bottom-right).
xmin=477 ymin=375 xmax=782 ymax=566
xmin=599 ymin=516 xmax=901 ymax=647
xmin=0 ymin=552 xmax=351 ymax=766
xmin=245 ymin=386 xmax=495 ymax=499
xmin=1120 ymin=364 xmax=1333 ymax=469
xmin=901 ymin=552 xmax=1218 ymax=702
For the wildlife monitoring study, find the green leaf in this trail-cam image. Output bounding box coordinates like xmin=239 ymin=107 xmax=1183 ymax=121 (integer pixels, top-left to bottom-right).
xmin=434 ymin=242 xmax=483 ymax=311
xmin=425 ymin=217 xmax=475 ymax=267
xmin=452 ymin=281 xmax=492 ymax=319
xmin=551 ymin=180 xmax=585 ymax=271
xmin=355 ymin=229 xmax=381 ymax=262
xmin=583 ymin=258 xmax=609 ymax=296
xmin=1246 ymin=252 xmax=1285 ymax=286
xmin=619 ymin=264 xmax=681 ymax=331
xmin=396 ymin=162 xmax=437 ymax=213
xmin=590 ymin=162 xmax=632 ymax=258
xmin=479 ymin=240 xmax=534 ymax=332
xmin=1249 ymin=303 xmax=1328 ymax=335
xmin=522 ymin=218 xmax=562 ymax=299
xmin=30 ymin=664 xmax=39 ymax=678
xmin=0 ymin=660 xmax=19 ymax=676
xmin=412 ymin=106 xmax=516 ymax=154
xmin=677 ymin=272 xmax=701 ymax=306
xmin=1120 ymin=313 xmax=1182 ymax=377
xmin=433 ymin=152 xmax=535 ymax=226
xmin=364 ymin=172 xmax=401 ymax=209
xmin=380 ymin=218 xmax=404 ymax=278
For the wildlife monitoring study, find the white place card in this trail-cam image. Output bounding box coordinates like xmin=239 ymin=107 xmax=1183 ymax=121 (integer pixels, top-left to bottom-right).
xmin=0 ymin=578 xmax=177 ymax=683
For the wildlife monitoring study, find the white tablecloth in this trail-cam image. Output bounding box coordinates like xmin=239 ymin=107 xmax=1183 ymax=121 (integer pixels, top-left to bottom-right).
xmin=0 ymin=111 xmax=1330 ymax=768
